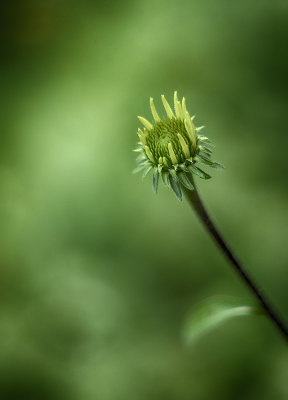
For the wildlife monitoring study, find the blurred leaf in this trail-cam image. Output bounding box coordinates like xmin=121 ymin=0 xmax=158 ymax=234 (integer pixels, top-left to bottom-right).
xmin=183 ymin=300 xmax=258 ymax=345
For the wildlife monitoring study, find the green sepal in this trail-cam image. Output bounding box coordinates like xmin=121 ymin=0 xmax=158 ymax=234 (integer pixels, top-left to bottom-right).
xmin=179 ymin=163 xmax=190 ymax=173
xmin=198 ymin=151 xmax=212 ymax=159
xmin=142 ymin=165 xmax=153 ymax=179
xmin=152 ymin=167 xmax=159 ymax=194
xmin=209 ymin=162 xmax=224 ymax=170
xmin=195 ymin=125 xmax=205 ymax=132
xmin=197 ymin=135 xmax=212 ymax=144
xmin=194 ymin=155 xmax=213 ymax=165
xmin=178 ymin=171 xmax=194 ymax=190
xmin=136 ymin=153 xmax=146 ymax=162
xmin=133 ymin=164 xmax=147 ymax=174
xmin=200 ymin=146 xmax=212 ymax=154
xmin=169 ymin=174 xmax=182 ymax=200
xmin=161 ymin=170 xmax=170 ymax=187
xmin=196 ymin=155 xmax=224 ymax=170
xmin=133 ymin=147 xmax=143 ymax=153
xmin=169 ymin=168 xmax=178 ymax=182
xmin=198 ymin=142 xmax=214 ymax=151
xmin=178 ymin=163 xmax=187 ymax=171
xmin=138 ymin=157 xmax=150 ymax=165
xmin=187 ymin=164 xmax=211 ymax=180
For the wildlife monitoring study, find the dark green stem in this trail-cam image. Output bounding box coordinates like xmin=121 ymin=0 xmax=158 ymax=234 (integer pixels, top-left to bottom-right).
xmin=184 ymin=179 xmax=288 ymax=343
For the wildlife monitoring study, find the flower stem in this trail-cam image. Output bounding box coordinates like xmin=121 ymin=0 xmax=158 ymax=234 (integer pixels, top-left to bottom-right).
xmin=184 ymin=179 xmax=288 ymax=343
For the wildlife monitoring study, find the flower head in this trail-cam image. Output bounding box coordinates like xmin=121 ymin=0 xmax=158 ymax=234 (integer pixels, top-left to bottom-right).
xmin=134 ymin=91 xmax=223 ymax=200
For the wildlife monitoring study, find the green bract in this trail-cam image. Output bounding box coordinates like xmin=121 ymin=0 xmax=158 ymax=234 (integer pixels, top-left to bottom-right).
xmin=134 ymin=91 xmax=223 ymax=200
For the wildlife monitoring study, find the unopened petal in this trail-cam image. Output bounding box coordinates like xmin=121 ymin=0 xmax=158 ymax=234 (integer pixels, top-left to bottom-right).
xmin=145 ymin=145 xmax=156 ymax=163
xmin=177 ymin=133 xmax=190 ymax=158
xmin=168 ymin=142 xmax=178 ymax=165
xmin=161 ymin=95 xmax=174 ymax=119
xmin=150 ymin=97 xmax=161 ymax=122
xmin=138 ymin=116 xmax=153 ymax=130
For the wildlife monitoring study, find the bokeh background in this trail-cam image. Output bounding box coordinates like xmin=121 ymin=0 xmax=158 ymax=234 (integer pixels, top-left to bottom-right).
xmin=1 ymin=0 xmax=288 ymax=399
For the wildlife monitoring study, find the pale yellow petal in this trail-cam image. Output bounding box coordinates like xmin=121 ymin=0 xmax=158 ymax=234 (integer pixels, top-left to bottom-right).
xmin=174 ymin=91 xmax=181 ymax=118
xmin=168 ymin=142 xmax=178 ymax=164
xmin=177 ymin=101 xmax=184 ymax=119
xmin=137 ymin=132 xmax=146 ymax=146
xmin=177 ymin=133 xmax=190 ymax=158
xmin=138 ymin=116 xmax=153 ymax=130
xmin=145 ymin=145 xmax=155 ymax=163
xmin=150 ymin=97 xmax=161 ymax=122
xmin=182 ymin=97 xmax=187 ymax=115
xmin=162 ymin=157 xmax=169 ymax=167
xmin=184 ymin=111 xmax=196 ymax=147
xmin=161 ymin=95 xmax=174 ymax=119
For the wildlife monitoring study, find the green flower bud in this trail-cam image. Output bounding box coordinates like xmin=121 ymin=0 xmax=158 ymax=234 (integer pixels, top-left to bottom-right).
xmin=134 ymin=91 xmax=223 ymax=200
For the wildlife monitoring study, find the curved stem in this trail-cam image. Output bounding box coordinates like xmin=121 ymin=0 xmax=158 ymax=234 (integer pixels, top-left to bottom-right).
xmin=184 ymin=179 xmax=288 ymax=343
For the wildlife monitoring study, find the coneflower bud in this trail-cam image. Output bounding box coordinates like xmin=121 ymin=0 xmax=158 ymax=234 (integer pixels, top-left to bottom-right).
xmin=134 ymin=91 xmax=223 ymax=200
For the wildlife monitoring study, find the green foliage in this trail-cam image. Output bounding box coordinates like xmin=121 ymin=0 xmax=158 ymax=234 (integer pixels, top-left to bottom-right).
xmin=1 ymin=0 xmax=288 ymax=399
xmin=183 ymin=300 xmax=258 ymax=345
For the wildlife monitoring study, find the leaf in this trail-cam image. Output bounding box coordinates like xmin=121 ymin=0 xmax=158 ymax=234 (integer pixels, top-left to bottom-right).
xmin=183 ymin=299 xmax=258 ymax=345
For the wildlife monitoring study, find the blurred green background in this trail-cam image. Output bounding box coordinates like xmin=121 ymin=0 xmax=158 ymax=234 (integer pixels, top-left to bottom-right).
xmin=1 ymin=0 xmax=288 ymax=399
